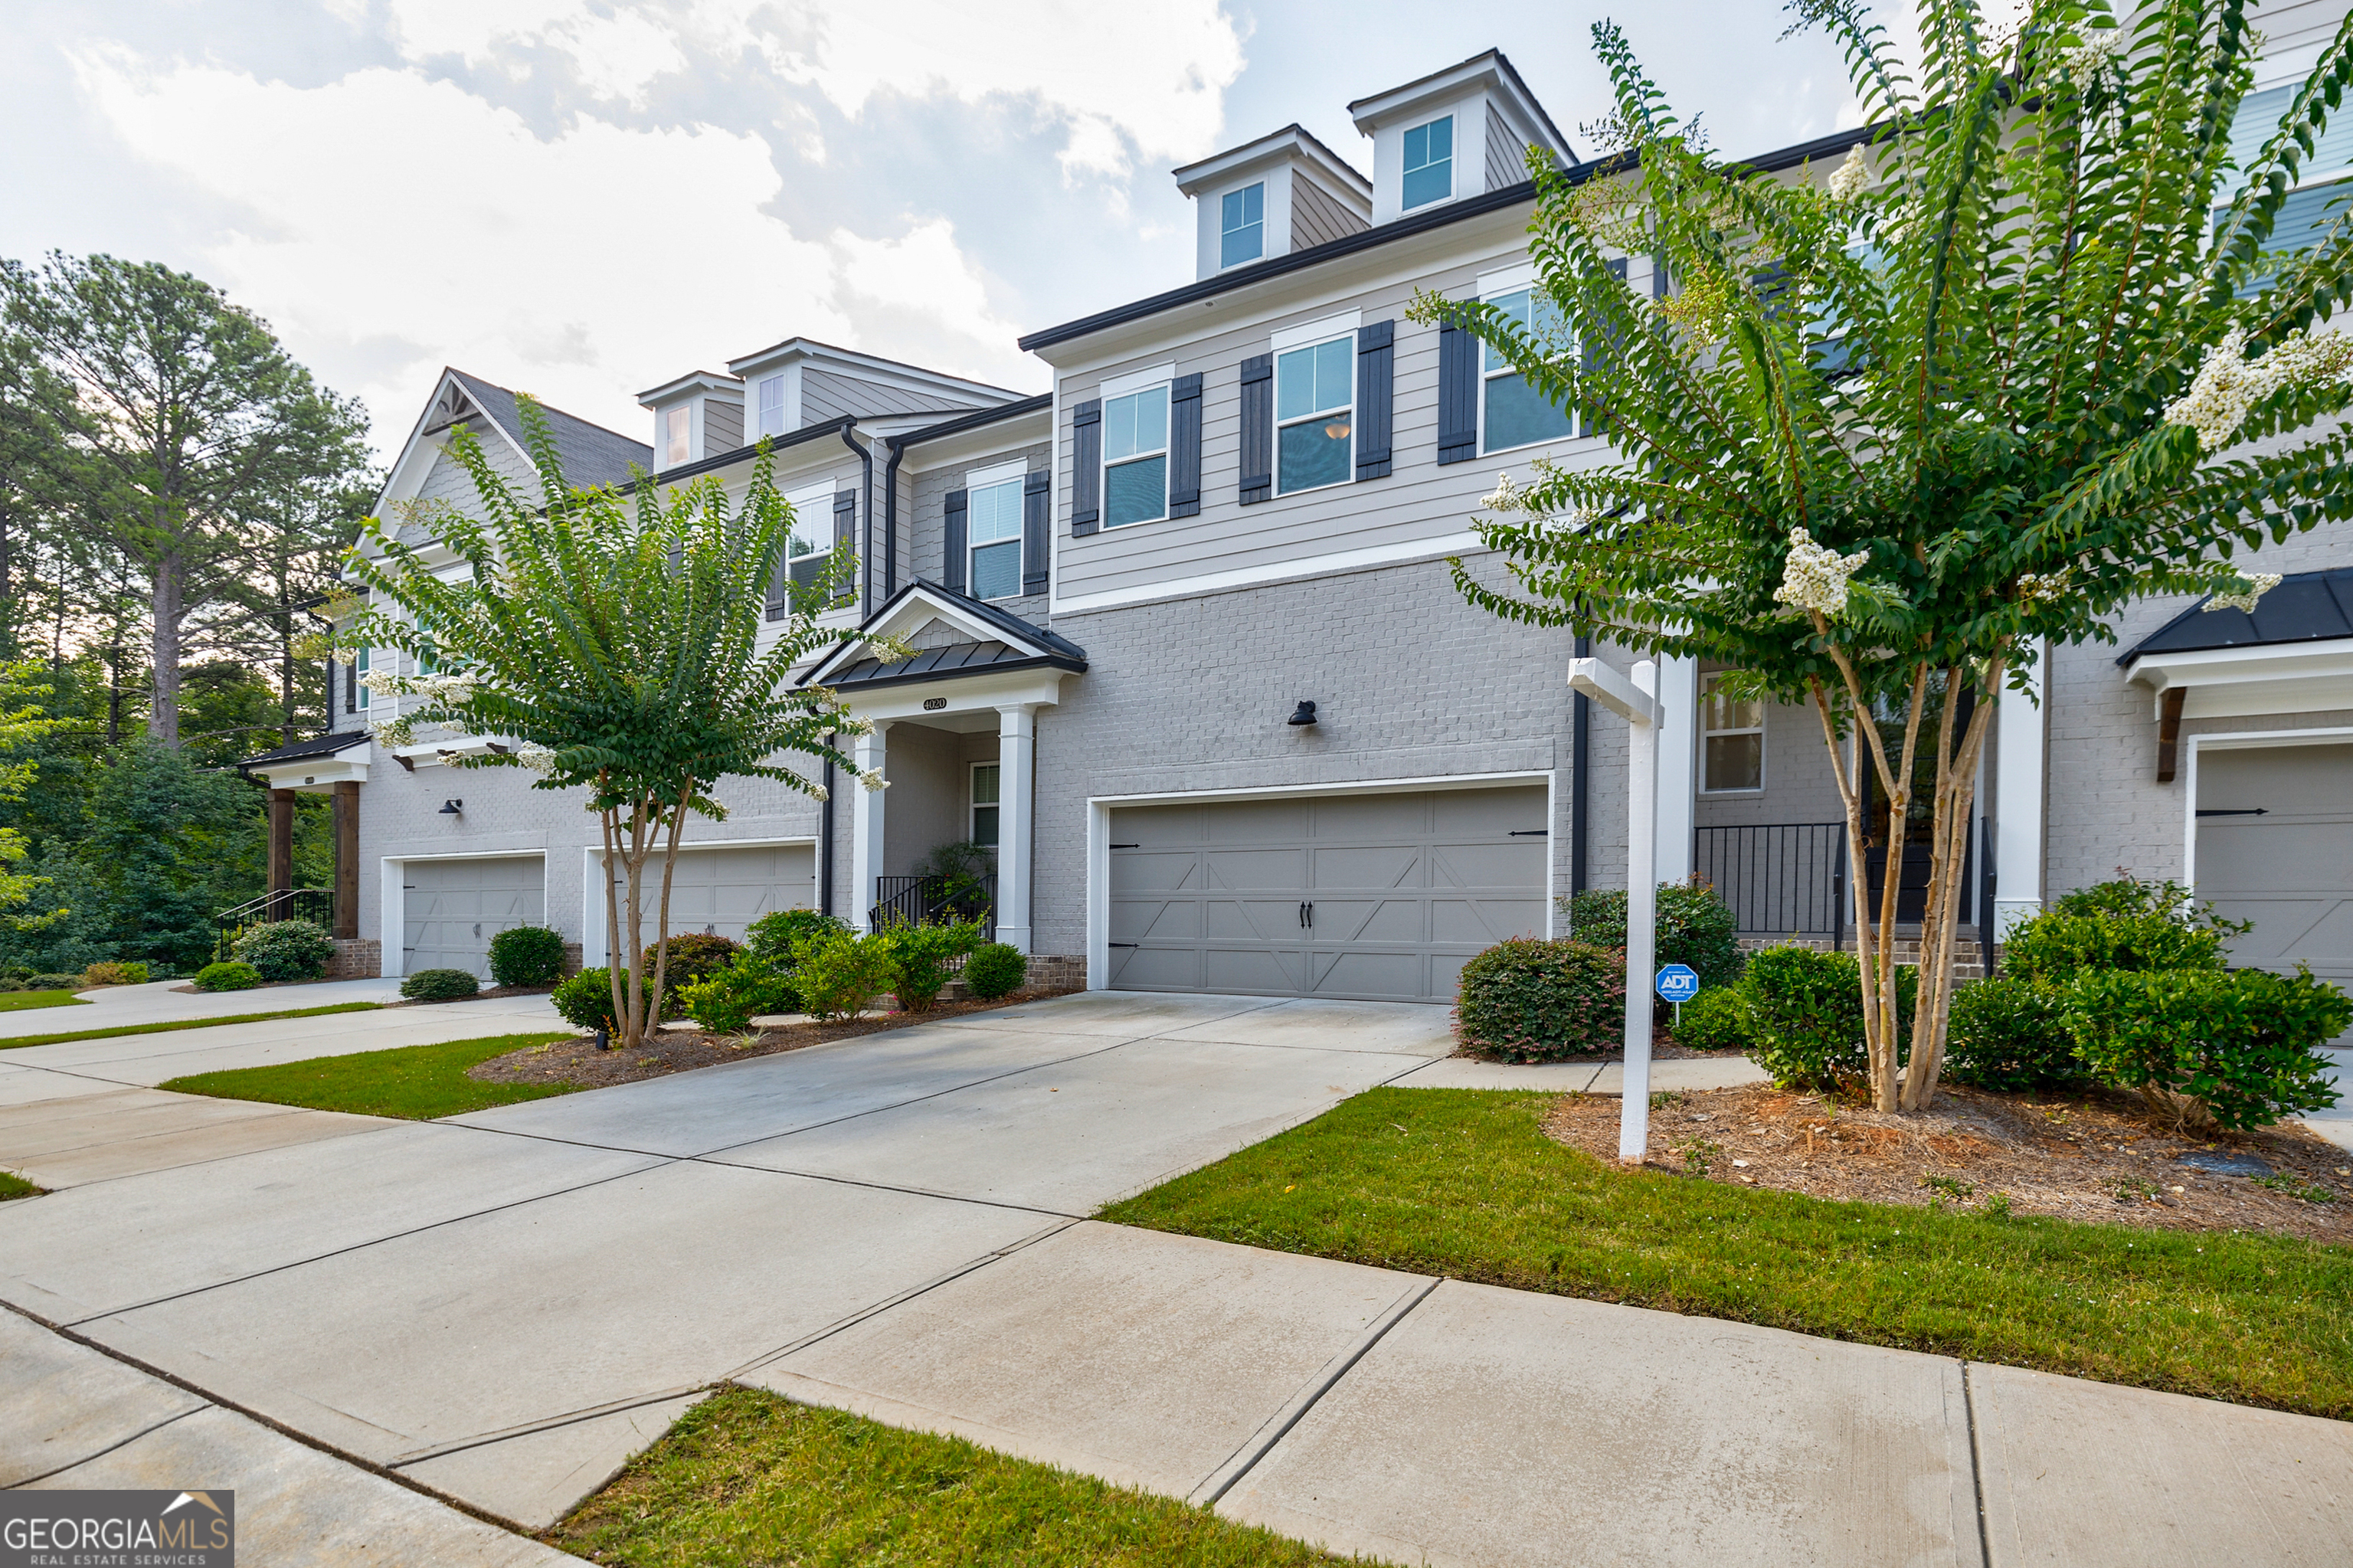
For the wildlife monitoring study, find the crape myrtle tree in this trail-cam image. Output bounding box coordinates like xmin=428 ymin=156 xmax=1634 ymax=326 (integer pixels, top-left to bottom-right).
xmin=347 ymin=401 xmax=895 ymax=1050
xmin=1414 ymin=0 xmax=2353 ymax=1111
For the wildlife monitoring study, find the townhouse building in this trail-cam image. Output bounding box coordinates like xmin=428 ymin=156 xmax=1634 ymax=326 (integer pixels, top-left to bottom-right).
xmin=243 ymin=30 xmax=2351 ymax=1009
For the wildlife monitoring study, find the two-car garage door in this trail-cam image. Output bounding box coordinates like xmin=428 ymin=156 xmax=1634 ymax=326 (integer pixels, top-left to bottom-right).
xmin=1108 ymin=785 xmax=1549 ymax=1003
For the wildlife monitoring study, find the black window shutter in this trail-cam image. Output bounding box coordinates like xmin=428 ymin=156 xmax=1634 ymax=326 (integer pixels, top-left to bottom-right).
xmin=1167 ymin=374 xmax=1203 ymax=518
xmin=1354 ymin=320 xmax=1394 ymax=481
xmin=833 ymin=489 xmax=857 ymax=608
xmin=1022 ymin=470 xmax=1050 ymax=594
xmin=765 ymin=520 xmax=790 ymax=620
xmin=1581 ymin=260 xmax=1630 ymax=439
xmin=343 ymin=660 xmax=355 ymax=715
xmin=1437 ymin=319 xmax=1478 ymax=464
xmin=1069 ymin=400 xmax=1101 ymax=536
xmin=943 ymin=488 xmax=967 ymax=594
xmin=1238 ymin=354 xmax=1273 ymax=503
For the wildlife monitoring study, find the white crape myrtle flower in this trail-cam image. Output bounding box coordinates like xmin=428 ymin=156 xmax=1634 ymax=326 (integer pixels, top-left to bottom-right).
xmin=2015 ymin=570 xmax=2070 ymax=605
xmin=2164 ymin=327 xmax=2353 ymax=452
xmin=2205 ymin=572 xmax=2283 ymax=614
xmin=1483 ymin=472 xmax=1526 ymax=510
xmin=513 ymin=742 xmax=558 ymax=774
xmin=807 ymin=784 xmax=830 ymax=803
xmin=1827 ymin=144 xmax=1870 ymax=204
xmin=859 ymin=772 xmax=891 ymax=793
xmin=1772 ymin=527 xmax=1873 ymax=617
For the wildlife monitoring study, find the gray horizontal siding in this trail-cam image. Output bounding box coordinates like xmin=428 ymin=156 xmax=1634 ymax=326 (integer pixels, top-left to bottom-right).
xmin=803 ymin=370 xmax=980 ymax=425
xmin=705 ymin=398 xmax=743 ymax=455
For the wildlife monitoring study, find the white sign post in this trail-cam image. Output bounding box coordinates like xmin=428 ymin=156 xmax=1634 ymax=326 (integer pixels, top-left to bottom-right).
xmin=1567 ymin=656 xmax=1661 ymax=1163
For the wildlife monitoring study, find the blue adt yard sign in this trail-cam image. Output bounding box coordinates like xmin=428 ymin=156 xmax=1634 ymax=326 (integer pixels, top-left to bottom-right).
xmin=1654 ymin=964 xmax=1701 ymax=1003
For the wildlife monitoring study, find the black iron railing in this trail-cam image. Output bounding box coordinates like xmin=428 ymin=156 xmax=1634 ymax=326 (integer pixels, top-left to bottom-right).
xmin=870 ymin=874 xmax=995 ymax=941
xmin=215 ymin=889 xmax=335 ymax=961
xmin=1695 ymin=822 xmax=1847 ymax=936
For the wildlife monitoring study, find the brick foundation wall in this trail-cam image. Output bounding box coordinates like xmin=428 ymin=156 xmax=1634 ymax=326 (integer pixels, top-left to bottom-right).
xmin=1023 ymin=954 xmax=1088 ymax=993
xmin=326 ymin=938 xmax=381 ymax=980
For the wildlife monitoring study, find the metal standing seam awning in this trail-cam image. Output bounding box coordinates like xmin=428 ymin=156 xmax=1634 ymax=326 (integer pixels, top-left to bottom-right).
xmin=2118 ymin=566 xmax=2353 ymax=781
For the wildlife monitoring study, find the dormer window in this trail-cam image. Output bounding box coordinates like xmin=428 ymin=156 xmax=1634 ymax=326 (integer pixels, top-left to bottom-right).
xmin=757 ymin=375 xmax=786 ymax=438
xmin=664 ymin=406 xmax=692 ymax=466
xmin=1102 ymin=383 xmax=1170 ymax=526
xmin=1220 ymin=183 xmax=1265 ymax=267
xmin=1402 ymin=116 xmax=1454 ymax=210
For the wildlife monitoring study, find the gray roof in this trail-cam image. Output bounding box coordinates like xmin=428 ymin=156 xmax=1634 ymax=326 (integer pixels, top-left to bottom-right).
xmin=803 ymin=578 xmax=1088 ymax=690
xmin=447 ymin=368 xmax=651 ymax=490
xmin=2119 ymin=565 xmax=2353 ymax=664
xmin=236 ymin=729 xmax=369 ymax=770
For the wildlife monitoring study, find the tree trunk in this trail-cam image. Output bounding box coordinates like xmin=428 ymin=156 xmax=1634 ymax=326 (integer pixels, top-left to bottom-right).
xmin=149 ymin=548 xmax=184 ymax=748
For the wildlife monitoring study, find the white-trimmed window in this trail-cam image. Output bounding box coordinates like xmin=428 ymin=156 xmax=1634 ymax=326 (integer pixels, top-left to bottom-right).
xmin=663 ymin=405 xmax=692 ymax=466
xmin=1481 ymin=282 xmax=1574 ymax=454
xmin=1221 ymin=182 xmax=1265 ymax=267
xmin=1275 ymin=332 xmax=1353 ymax=493
xmin=967 ymin=472 xmax=1023 ymax=601
xmin=1102 ymin=381 xmax=1170 ymax=527
xmin=1701 ymin=673 xmax=1765 ymax=793
xmin=970 ymin=762 xmax=1000 ymax=847
xmin=353 ymin=645 xmax=370 ymax=711
xmin=786 ymin=483 xmax=833 ymax=594
xmin=756 ymin=375 xmax=786 ymax=438
xmin=1402 ymin=115 xmax=1454 ymax=210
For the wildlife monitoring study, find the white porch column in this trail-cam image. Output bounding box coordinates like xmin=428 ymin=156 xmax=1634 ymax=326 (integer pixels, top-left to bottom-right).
xmin=1993 ymin=640 xmax=2047 ymax=939
xmin=1654 ymin=655 xmax=1699 ymax=885
xmin=852 ymin=722 xmax=890 ymax=932
xmin=997 ymin=703 xmax=1037 ymax=953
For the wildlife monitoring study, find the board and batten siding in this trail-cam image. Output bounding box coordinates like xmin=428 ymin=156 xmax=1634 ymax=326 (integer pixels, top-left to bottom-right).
xmin=909 ymin=438 xmax=1055 ymax=624
xmin=1052 ymin=249 xmax=1654 ymax=607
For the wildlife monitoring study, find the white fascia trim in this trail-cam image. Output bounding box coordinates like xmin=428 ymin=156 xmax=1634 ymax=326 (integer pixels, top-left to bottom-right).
xmin=843 ymin=668 xmax=1072 ymax=724
xmin=1101 ymin=362 xmax=1177 ymax=401
xmin=966 ymin=458 xmax=1027 ymax=489
xmin=1478 ymin=260 xmax=1536 ymax=296
xmin=1052 ymin=529 xmax=1487 ymax=616
xmin=2124 ymin=637 xmax=2353 ymax=709
xmin=2181 ymin=725 xmax=2353 ymax=891
xmin=1090 ymin=768 xmax=1551 ymax=807
xmin=1271 ymin=309 xmax=1363 ymax=352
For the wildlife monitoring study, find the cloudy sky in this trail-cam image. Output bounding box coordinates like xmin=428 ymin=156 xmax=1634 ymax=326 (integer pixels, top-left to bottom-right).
xmin=3 ymin=0 xmax=1880 ymax=460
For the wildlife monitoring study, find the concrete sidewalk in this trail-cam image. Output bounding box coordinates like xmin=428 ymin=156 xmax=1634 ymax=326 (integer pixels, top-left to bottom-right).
xmin=0 ymin=976 xmax=409 ymax=1039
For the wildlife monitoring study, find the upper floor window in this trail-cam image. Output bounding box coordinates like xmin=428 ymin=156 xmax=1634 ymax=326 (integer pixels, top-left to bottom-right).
xmin=352 ymin=645 xmax=370 ymax=711
xmin=757 ymin=375 xmax=786 ymax=438
xmin=787 ymin=499 xmax=829 ymax=594
xmin=1402 ymin=115 xmax=1454 ymax=210
xmin=1220 ymin=182 xmax=1265 ymax=268
xmin=663 ymin=405 xmax=692 ymax=466
xmin=1701 ymin=673 xmax=1765 ymax=792
xmin=1275 ymin=333 xmax=1353 ymax=493
xmin=1481 ymin=286 xmax=1573 ymax=453
xmin=970 ymin=762 xmax=1000 ymax=847
xmin=967 ymin=476 xmax=1023 ymax=600
xmin=1102 ymin=383 xmax=1170 ymax=527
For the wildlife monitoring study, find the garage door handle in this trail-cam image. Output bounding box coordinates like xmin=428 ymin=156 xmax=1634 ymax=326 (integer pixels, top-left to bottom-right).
xmin=2195 ymin=808 xmax=2269 ymax=817
xmin=1508 ymin=829 xmax=1549 ymax=836
xmin=1298 ymin=902 xmax=1313 ymax=928
xmin=1108 ymin=942 xmax=1137 ymax=948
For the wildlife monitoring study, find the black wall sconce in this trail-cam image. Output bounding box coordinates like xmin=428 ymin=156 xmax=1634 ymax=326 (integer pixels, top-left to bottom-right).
xmin=1288 ymin=701 xmax=1318 ymax=727
xmin=439 ymin=799 xmax=463 ymax=815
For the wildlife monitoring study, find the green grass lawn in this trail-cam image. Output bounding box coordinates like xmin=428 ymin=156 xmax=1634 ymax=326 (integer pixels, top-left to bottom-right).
xmin=162 ymin=1032 xmax=579 ymax=1119
xmin=0 ymin=1171 xmax=42 ymax=1200
xmin=0 ymin=1001 xmax=382 ymax=1051
xmin=0 ymin=989 xmax=89 ymax=1012
xmin=1098 ymin=1088 xmax=2353 ymax=1420
xmin=548 ymin=1386 xmax=1376 ymax=1566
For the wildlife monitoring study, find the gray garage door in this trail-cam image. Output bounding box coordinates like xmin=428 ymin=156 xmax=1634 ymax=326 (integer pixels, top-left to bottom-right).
xmin=2198 ymin=745 xmax=2352 ymax=1039
xmin=618 ymin=843 xmax=817 ymax=944
xmin=403 ymin=856 xmax=546 ymax=978
xmin=1108 ymin=786 xmax=1549 ymax=1002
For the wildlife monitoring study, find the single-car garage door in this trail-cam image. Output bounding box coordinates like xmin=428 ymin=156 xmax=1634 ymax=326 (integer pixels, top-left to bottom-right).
xmin=610 ymin=843 xmax=817 ymax=945
xmin=2198 ymin=743 xmax=2352 ymax=1039
xmin=1108 ymin=786 xmax=1549 ymax=1002
xmin=404 ymin=856 xmax=546 ymax=978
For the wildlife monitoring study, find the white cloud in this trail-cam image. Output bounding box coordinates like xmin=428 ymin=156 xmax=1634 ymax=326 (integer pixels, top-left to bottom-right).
xmin=68 ymin=47 xmax=1039 ymax=457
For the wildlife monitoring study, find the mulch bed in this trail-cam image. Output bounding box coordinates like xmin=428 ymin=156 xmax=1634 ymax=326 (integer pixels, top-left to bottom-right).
xmin=467 ymin=987 xmax=1083 ymax=1092
xmin=1543 ymin=1082 xmax=2353 ymax=1243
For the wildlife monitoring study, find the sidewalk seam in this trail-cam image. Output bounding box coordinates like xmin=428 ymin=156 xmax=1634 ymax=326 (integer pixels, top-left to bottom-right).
xmin=5 ymin=1403 xmax=203 ymax=1488
xmin=1188 ymin=1272 xmax=1442 ymax=1508
xmin=1962 ymin=1361 xmax=1993 ymax=1568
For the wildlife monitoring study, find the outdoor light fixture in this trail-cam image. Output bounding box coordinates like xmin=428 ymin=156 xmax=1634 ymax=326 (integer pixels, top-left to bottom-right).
xmin=1288 ymin=701 xmax=1318 ymax=726
xmin=439 ymin=799 xmax=463 ymax=815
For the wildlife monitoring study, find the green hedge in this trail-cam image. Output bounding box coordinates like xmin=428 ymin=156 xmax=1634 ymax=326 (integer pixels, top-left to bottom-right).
xmin=1561 ymin=882 xmax=1746 ymax=989
xmin=1743 ymin=945 xmax=1915 ymax=1094
xmin=1671 ymin=985 xmax=1754 ymax=1052
xmin=231 ymin=920 xmax=333 ymax=983
xmin=1455 ymin=938 xmax=1625 ymax=1062
xmin=2063 ymin=968 xmax=2348 ymax=1130
xmin=963 ymin=944 xmax=1027 ymax=1000
xmin=194 ymin=961 xmax=261 ymax=992
xmin=400 ymin=967 xmax=480 ymax=1001
xmin=488 ymin=925 xmax=566 ymax=987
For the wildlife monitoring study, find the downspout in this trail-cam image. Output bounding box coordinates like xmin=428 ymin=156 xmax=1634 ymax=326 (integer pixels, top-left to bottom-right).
xmin=882 ymin=436 xmax=905 ymax=600
xmin=840 ymin=422 xmax=874 ymax=618
xmin=820 ymin=745 xmax=836 ymax=919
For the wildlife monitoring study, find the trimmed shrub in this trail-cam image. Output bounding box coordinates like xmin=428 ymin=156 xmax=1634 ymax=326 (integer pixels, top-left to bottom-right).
xmin=963 ymin=943 xmax=1027 ymax=1000
xmin=231 ymin=919 xmax=335 ymax=983
xmin=643 ymin=932 xmax=742 ymax=991
xmin=2063 ymin=967 xmax=2351 ymax=1131
xmin=1744 ymin=944 xmax=1916 ymax=1094
xmin=790 ymin=928 xmax=898 ymax=1021
xmin=83 ymin=961 xmax=150 ymax=987
xmin=401 ymin=967 xmax=481 ymax=1001
xmin=1562 ymin=881 xmax=1746 ymax=989
xmin=676 ymin=955 xmax=802 ymax=1034
xmin=194 ymin=961 xmax=261 ymax=992
xmin=882 ymin=919 xmax=983 ymax=1011
xmin=2001 ymin=912 xmax=2229 ymax=985
xmin=745 ymin=908 xmax=848 ymax=960
xmin=488 ymin=925 xmax=567 ymax=988
xmin=1455 ymin=938 xmax=1627 ymax=1062
xmin=1672 ymin=985 xmax=1754 ymax=1052
xmin=551 ymin=967 xmax=622 ymax=1037
xmin=1945 ymin=976 xmax=2080 ymax=1092
xmin=28 ymin=974 xmax=82 ymax=990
